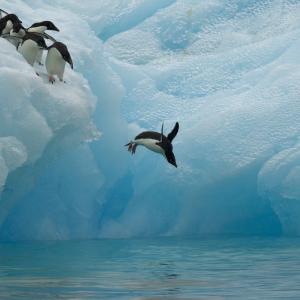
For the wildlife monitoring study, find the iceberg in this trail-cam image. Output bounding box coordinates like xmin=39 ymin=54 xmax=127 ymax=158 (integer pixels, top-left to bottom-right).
xmin=1 ymin=0 xmax=300 ymax=240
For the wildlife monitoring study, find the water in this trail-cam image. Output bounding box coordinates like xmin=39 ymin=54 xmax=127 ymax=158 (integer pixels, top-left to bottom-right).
xmin=1 ymin=237 xmax=300 ymax=299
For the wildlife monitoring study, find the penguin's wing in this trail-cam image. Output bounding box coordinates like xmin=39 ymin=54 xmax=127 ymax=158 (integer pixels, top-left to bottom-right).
xmin=167 ymin=122 xmax=179 ymax=142
xmin=31 ymin=31 xmax=57 ymax=42
xmin=160 ymin=122 xmax=164 ymax=142
xmin=42 ymin=32 xmax=57 ymax=42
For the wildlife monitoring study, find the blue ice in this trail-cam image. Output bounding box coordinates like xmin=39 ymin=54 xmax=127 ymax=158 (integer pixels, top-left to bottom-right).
xmin=1 ymin=0 xmax=300 ymax=240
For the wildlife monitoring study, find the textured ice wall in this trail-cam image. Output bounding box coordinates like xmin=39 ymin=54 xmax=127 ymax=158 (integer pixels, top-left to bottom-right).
xmin=0 ymin=1 xmax=102 ymax=239
xmin=1 ymin=0 xmax=300 ymax=240
xmin=98 ymin=0 xmax=300 ymax=237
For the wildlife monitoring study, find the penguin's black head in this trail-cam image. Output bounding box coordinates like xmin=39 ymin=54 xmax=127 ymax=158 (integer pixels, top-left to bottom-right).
xmin=30 ymin=21 xmax=59 ymax=31
xmin=44 ymin=21 xmax=59 ymax=31
xmin=166 ymin=150 xmax=177 ymax=168
xmin=8 ymin=14 xmax=22 ymax=24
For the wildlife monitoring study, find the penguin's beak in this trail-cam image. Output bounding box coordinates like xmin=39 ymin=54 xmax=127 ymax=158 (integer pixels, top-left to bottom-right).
xmin=52 ymin=25 xmax=59 ymax=32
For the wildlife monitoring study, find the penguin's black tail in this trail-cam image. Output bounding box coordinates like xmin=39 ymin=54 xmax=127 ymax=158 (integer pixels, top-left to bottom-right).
xmin=125 ymin=142 xmax=137 ymax=154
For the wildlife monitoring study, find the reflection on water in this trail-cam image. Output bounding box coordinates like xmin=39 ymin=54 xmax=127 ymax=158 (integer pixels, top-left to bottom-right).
xmin=1 ymin=237 xmax=300 ymax=299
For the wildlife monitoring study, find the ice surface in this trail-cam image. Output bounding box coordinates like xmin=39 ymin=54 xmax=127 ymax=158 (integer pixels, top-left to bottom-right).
xmin=1 ymin=0 xmax=300 ymax=240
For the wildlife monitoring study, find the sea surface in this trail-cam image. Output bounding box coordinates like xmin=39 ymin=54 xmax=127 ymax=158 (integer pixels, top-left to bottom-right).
xmin=1 ymin=237 xmax=300 ymax=299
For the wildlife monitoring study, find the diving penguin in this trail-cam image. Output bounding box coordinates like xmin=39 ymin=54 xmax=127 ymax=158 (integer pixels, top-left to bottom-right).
xmin=45 ymin=41 xmax=73 ymax=83
xmin=18 ymin=33 xmax=47 ymax=66
xmin=126 ymin=122 xmax=179 ymax=168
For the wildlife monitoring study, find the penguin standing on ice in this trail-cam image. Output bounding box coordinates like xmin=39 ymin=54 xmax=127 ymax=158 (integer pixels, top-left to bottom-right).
xmin=0 ymin=14 xmax=22 ymax=35
xmin=126 ymin=122 xmax=179 ymax=168
xmin=45 ymin=41 xmax=73 ymax=83
xmin=18 ymin=33 xmax=47 ymax=66
xmin=27 ymin=21 xmax=59 ymax=65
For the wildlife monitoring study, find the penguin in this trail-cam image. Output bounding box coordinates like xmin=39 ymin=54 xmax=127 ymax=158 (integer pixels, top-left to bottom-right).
xmin=18 ymin=33 xmax=47 ymax=66
xmin=27 ymin=21 xmax=59 ymax=65
xmin=28 ymin=21 xmax=59 ymax=33
xmin=45 ymin=41 xmax=73 ymax=83
xmin=0 ymin=14 xmax=22 ymax=35
xmin=125 ymin=122 xmax=179 ymax=167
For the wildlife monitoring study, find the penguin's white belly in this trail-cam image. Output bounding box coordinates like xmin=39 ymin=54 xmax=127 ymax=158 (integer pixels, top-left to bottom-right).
xmin=3 ymin=20 xmax=13 ymax=34
xmin=36 ymin=49 xmax=43 ymax=64
xmin=46 ymin=48 xmax=65 ymax=79
xmin=135 ymin=139 xmax=164 ymax=154
xmin=18 ymin=40 xmax=39 ymax=66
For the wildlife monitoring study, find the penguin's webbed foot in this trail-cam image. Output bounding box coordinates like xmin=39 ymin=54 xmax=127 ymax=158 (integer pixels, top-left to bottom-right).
xmin=132 ymin=144 xmax=137 ymax=154
xmin=125 ymin=142 xmax=137 ymax=155
xmin=49 ymin=75 xmax=55 ymax=84
xmin=127 ymin=143 xmax=133 ymax=153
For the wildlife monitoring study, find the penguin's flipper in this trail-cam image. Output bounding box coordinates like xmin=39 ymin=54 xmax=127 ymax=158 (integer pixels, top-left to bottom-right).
xmin=33 ymin=32 xmax=57 ymax=43
xmin=160 ymin=122 xmax=164 ymax=142
xmin=42 ymin=32 xmax=56 ymax=43
xmin=43 ymin=32 xmax=57 ymax=42
xmin=167 ymin=122 xmax=179 ymax=142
